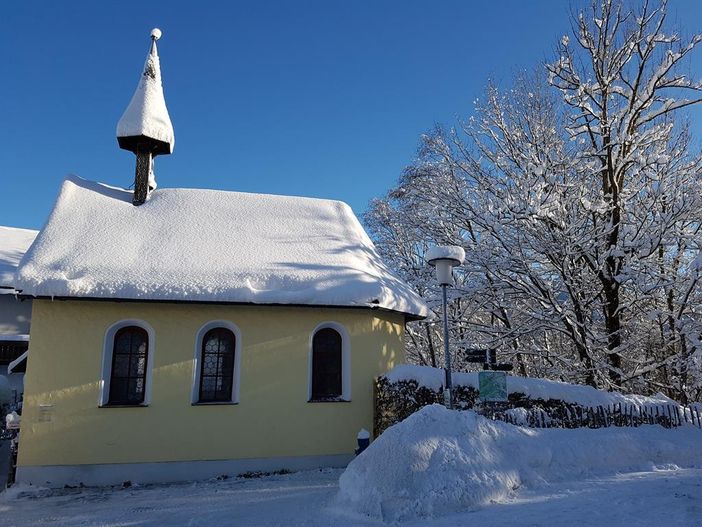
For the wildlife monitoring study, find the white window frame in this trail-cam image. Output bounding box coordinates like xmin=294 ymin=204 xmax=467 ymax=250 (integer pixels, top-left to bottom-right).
xmin=308 ymin=321 xmax=351 ymax=402
xmin=191 ymin=320 xmax=242 ymax=404
xmin=99 ymin=319 xmax=156 ymax=407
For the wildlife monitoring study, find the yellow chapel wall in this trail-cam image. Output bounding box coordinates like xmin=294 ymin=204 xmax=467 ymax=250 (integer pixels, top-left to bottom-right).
xmin=18 ymin=299 xmax=405 ymax=468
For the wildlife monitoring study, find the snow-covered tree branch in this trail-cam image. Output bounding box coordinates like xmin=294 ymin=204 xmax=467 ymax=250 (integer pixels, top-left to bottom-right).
xmin=366 ymin=0 xmax=702 ymax=401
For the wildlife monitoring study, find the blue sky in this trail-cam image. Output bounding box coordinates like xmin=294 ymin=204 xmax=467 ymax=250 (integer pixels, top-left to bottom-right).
xmin=2 ymin=1 xmax=701 ymax=230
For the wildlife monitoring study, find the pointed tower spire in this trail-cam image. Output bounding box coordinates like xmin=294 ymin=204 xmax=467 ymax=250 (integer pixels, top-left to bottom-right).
xmin=117 ymin=28 xmax=175 ymax=206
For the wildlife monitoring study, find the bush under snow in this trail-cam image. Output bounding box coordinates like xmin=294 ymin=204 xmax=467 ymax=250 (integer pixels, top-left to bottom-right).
xmin=385 ymin=364 xmax=677 ymax=407
xmin=337 ymin=404 xmax=702 ymax=522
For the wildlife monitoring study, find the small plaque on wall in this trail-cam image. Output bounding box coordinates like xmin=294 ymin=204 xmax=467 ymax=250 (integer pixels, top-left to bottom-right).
xmin=38 ymin=404 xmax=54 ymax=422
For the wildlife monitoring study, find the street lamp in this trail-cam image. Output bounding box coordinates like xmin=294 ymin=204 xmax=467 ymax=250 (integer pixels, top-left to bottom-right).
xmin=427 ymin=245 xmax=465 ymax=410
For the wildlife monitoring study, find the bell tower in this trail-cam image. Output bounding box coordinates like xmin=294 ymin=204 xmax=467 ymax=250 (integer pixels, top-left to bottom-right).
xmin=116 ymin=28 xmax=175 ymax=205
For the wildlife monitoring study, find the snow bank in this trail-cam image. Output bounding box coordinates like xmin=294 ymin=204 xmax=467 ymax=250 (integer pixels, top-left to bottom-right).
xmin=5 ymin=410 xmax=20 ymax=427
xmin=0 ymin=483 xmax=51 ymax=501
xmin=385 ymin=364 xmax=446 ymax=391
xmin=0 ymin=225 xmax=38 ymax=290
xmin=337 ymin=405 xmax=702 ymax=522
xmin=385 ymin=364 xmax=676 ymax=408
xmin=15 ymin=177 xmax=428 ymax=317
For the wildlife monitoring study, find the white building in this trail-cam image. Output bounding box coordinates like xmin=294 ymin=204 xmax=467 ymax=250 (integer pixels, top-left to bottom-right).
xmin=0 ymin=226 xmax=38 ymax=405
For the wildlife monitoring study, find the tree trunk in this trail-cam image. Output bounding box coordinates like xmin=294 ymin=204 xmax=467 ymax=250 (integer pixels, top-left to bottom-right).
xmin=603 ymin=277 xmax=623 ymax=387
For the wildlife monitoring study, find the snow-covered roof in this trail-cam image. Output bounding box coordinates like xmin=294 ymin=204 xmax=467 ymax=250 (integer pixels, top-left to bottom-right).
xmin=15 ymin=176 xmax=429 ymax=318
xmin=0 ymin=334 xmax=29 ymax=342
xmin=116 ymin=30 xmax=174 ymax=155
xmin=0 ymin=226 xmax=38 ymax=291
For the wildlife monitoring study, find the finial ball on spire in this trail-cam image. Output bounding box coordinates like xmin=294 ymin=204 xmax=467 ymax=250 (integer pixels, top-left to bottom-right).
xmin=150 ymin=28 xmax=162 ymax=40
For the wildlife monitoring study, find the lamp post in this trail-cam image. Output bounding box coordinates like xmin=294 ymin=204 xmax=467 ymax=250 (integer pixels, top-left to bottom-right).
xmin=427 ymin=245 xmax=465 ymax=410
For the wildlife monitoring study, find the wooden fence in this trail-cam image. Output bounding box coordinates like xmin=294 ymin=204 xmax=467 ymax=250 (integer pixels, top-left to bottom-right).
xmin=373 ymin=376 xmax=702 ymax=436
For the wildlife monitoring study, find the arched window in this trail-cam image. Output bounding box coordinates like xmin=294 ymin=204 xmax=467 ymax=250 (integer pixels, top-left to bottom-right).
xmin=311 ymin=327 xmax=343 ymax=400
xmin=198 ymin=328 xmax=236 ymax=403
xmin=108 ymin=326 xmax=149 ymax=405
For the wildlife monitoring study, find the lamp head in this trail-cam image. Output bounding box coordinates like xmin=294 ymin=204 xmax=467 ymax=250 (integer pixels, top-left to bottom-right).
xmin=427 ymin=245 xmax=465 ymax=286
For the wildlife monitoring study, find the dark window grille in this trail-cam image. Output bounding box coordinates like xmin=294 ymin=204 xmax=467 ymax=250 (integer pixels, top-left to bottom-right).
xmin=198 ymin=328 xmax=236 ymax=403
xmin=0 ymin=341 xmax=28 ymax=366
xmin=311 ymin=328 xmax=343 ymax=400
xmin=108 ymin=326 xmax=149 ymax=405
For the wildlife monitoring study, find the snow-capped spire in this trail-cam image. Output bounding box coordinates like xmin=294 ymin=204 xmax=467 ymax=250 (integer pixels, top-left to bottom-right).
xmin=117 ymin=28 xmax=174 ymax=205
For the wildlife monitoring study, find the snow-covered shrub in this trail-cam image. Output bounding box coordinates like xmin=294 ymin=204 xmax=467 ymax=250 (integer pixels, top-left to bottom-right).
xmin=374 ymin=376 xmax=479 ymax=436
xmin=374 ymin=365 xmax=681 ymax=434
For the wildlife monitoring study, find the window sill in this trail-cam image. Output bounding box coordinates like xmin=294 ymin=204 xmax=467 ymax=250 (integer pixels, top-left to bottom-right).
xmin=308 ymin=398 xmax=352 ymax=403
xmin=99 ymin=403 xmax=149 ymax=408
xmin=192 ymin=401 xmax=238 ymax=406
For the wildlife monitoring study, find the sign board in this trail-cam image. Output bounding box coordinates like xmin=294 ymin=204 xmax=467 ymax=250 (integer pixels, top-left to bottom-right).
xmin=479 ymin=371 xmax=508 ymax=402
xmin=486 ymin=363 xmax=514 ymax=372
xmin=464 ymin=350 xmax=487 ymax=363
xmin=38 ymin=404 xmax=54 ymax=423
xmin=463 ymin=348 xmax=497 ymax=365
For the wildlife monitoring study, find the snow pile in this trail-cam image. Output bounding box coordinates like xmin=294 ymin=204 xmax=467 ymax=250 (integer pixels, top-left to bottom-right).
xmin=0 ymin=483 xmax=51 ymax=502
xmin=385 ymin=364 xmax=676 ymax=408
xmin=337 ymin=404 xmax=702 ymax=522
xmin=15 ymin=177 xmax=429 ymax=317
xmin=0 ymin=225 xmax=38 ymax=290
xmin=116 ymin=32 xmax=174 ymax=153
xmin=385 ymin=364 xmax=446 ymax=391
xmin=5 ymin=410 xmax=20 ymax=427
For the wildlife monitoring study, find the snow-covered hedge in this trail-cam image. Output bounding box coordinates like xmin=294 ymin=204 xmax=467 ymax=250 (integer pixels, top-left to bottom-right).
xmin=374 ymin=365 xmax=678 ymax=435
xmin=340 ymin=404 xmax=702 ymax=522
xmin=374 ymin=372 xmax=477 ymax=436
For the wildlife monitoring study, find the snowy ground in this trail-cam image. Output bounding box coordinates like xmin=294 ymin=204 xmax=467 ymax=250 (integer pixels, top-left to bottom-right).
xmin=4 ymin=406 xmax=702 ymax=525
xmin=1 ymin=466 xmax=702 ymax=526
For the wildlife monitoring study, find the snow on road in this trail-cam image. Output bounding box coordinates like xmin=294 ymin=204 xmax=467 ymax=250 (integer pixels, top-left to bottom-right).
xmin=1 ymin=467 xmax=701 ymax=526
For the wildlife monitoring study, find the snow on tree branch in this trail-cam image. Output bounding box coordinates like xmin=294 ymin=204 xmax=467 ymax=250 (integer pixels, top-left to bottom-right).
xmin=367 ymin=0 xmax=702 ymax=401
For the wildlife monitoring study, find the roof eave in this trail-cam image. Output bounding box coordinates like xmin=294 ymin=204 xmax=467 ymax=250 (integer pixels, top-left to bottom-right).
xmin=18 ymin=293 xmax=427 ymax=320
